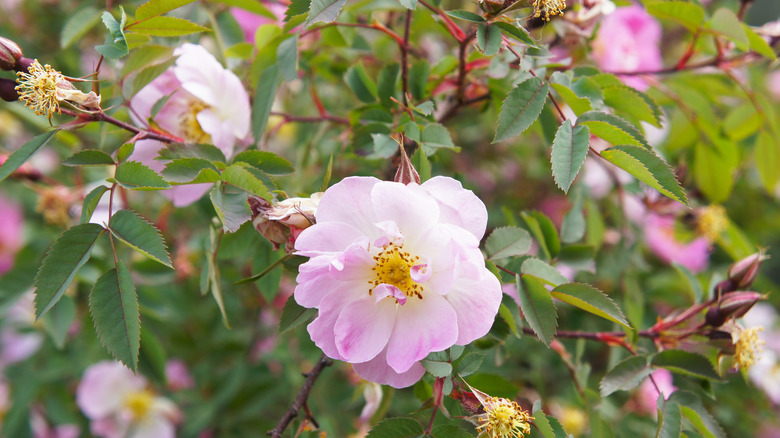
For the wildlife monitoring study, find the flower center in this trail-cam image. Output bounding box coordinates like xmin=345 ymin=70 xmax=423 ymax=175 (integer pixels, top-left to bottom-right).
xmin=180 ymin=100 xmax=211 ymax=143
xmin=478 ymin=397 xmax=531 ymax=438
xmin=124 ymin=390 xmax=154 ymax=420
xmin=531 ymin=0 xmax=566 ymax=21
xmin=369 ymin=243 xmax=424 ymax=300
xmin=735 ymin=327 xmax=764 ymax=371
xmin=15 ymin=60 xmax=65 ymax=119
xmin=698 ymin=204 xmax=728 ymax=242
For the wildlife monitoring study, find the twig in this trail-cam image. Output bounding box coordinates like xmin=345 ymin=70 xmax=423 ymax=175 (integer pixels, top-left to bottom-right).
xmin=269 ymin=112 xmax=350 ymax=125
xmin=59 ymin=108 xmax=183 ymax=143
xmin=267 ymin=354 xmax=333 ymax=438
xmin=401 ymin=10 xmax=413 ymax=106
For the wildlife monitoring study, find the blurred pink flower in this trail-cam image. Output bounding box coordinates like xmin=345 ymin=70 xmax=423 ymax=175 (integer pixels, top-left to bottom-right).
xmin=644 ymin=213 xmax=709 ymax=273
xmin=0 ymin=193 xmax=23 ymax=275
xmin=165 ymin=360 xmax=195 ymax=391
xmin=76 ymin=361 xmax=181 ymax=438
xmin=31 ymin=408 xmax=80 ymax=438
xmin=0 ymin=290 xmax=43 ymax=368
xmin=637 ymin=369 xmax=676 ymax=416
xmin=231 ymin=2 xmax=288 ymax=41
xmin=294 ymin=176 xmax=501 ymax=388
xmin=129 ymin=43 xmax=251 ymax=207
xmin=592 ymin=4 xmax=662 ymax=91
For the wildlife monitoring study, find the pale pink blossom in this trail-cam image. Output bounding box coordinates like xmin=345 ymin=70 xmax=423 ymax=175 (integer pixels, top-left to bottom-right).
xmin=129 ymin=43 xmax=251 ymax=207
xmin=637 ymin=369 xmax=676 ymax=416
xmin=0 ymin=290 xmax=43 ymax=368
xmin=294 ymin=176 xmax=502 ymax=388
xmin=76 ymin=361 xmax=181 ymax=438
xmin=232 ymin=2 xmax=288 ymax=41
xmin=0 ymin=193 xmax=23 ymax=275
xmin=592 ymin=4 xmax=662 ymax=91
xmin=165 ymin=360 xmax=194 ymax=391
xmin=31 ymin=408 xmax=80 ymax=438
xmin=644 ymin=213 xmax=709 ymax=273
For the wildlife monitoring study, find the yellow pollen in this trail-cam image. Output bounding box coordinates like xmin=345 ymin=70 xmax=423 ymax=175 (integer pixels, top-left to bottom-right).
xmin=36 ymin=187 xmax=72 ymax=227
xmin=15 ymin=60 xmax=67 ymax=120
xmin=368 ymin=244 xmax=423 ymax=300
xmin=124 ymin=390 xmax=155 ymax=420
xmin=735 ymin=327 xmax=764 ymax=371
xmin=180 ymin=100 xmax=211 ymax=143
xmin=477 ymin=397 xmax=532 ymax=438
xmin=531 ymin=0 xmax=566 ymax=21
xmin=698 ymin=205 xmax=728 ymax=242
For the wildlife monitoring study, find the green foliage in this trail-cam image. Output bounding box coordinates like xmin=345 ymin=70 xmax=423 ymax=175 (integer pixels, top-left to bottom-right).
xmin=278 ymin=294 xmax=317 ymax=334
xmin=551 ymin=283 xmax=630 ymax=328
xmin=600 ymin=355 xmax=652 ymax=397
xmin=34 ymin=224 xmax=106 ymax=319
xmin=0 ymin=130 xmax=59 ymax=182
xmin=601 ymin=145 xmax=688 ymax=206
xmin=485 ymin=226 xmax=532 ymax=260
xmin=366 ymin=418 xmax=424 ymax=437
xmin=89 ymin=262 xmax=141 ymax=371
xmin=135 ymin=0 xmax=198 ymax=20
xmin=494 ymin=77 xmax=548 ymax=143
xmin=128 ymin=16 xmax=209 ymax=37
xmin=550 ymin=119 xmax=590 ymax=193
xmin=516 ymin=274 xmax=557 ymax=347
xmin=96 ymin=8 xmax=129 ymax=59
xmin=307 ymin=0 xmax=348 ymax=24
xmin=576 ymin=111 xmax=650 ymax=149
xmin=645 ymin=0 xmax=706 ymax=32
xmin=113 ymin=161 xmax=172 ymax=190
xmin=62 ymin=150 xmax=115 ymax=166
xmin=651 ymin=350 xmax=720 ymax=380
xmin=109 ymin=209 xmax=173 ymax=268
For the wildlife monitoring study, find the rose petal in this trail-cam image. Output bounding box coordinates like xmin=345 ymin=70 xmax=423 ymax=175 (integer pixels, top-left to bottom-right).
xmin=353 ymin=348 xmax=426 ymax=388
xmin=421 ymin=176 xmax=488 ymax=240
xmin=306 ymin=283 xmax=366 ymax=360
xmin=334 ymin=296 xmax=397 ymax=363
xmin=446 ymin=271 xmax=502 ymax=345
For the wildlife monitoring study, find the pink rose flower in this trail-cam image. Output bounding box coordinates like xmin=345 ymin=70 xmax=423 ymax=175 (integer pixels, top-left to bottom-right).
xmin=231 ymin=2 xmax=288 ymax=41
xmin=129 ymin=43 xmax=251 ymax=207
xmin=165 ymin=360 xmax=195 ymax=391
xmin=637 ymin=369 xmax=677 ymax=416
xmin=0 ymin=290 xmax=43 ymax=368
xmin=31 ymin=408 xmax=80 ymax=438
xmin=592 ymin=4 xmax=662 ymax=91
xmin=0 ymin=193 xmax=23 ymax=275
xmin=76 ymin=361 xmax=181 ymax=438
xmin=644 ymin=213 xmax=709 ymax=273
xmin=294 ymin=176 xmax=502 ymax=388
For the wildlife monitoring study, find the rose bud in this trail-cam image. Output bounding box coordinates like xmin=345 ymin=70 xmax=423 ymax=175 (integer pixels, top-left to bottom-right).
xmin=705 ymin=291 xmax=766 ymax=327
xmin=0 ymin=36 xmax=22 ymax=70
xmin=248 ymin=193 xmax=321 ymax=251
xmin=727 ymin=250 xmax=769 ymax=290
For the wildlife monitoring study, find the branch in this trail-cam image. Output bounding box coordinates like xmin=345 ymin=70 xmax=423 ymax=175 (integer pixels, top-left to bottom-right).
xmin=59 ymin=108 xmax=183 ymax=143
xmin=267 ymin=354 xmax=333 ymax=438
xmin=269 ymin=111 xmax=350 ymax=125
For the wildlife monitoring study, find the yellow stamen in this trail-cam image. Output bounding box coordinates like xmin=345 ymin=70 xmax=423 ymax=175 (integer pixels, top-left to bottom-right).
xmin=180 ymin=100 xmax=211 ymax=143
xmin=15 ymin=60 xmax=66 ymax=120
xmin=477 ymin=397 xmax=532 ymax=438
xmin=697 ymin=205 xmax=728 ymax=243
xmin=368 ymin=243 xmax=423 ymax=300
xmin=531 ymin=0 xmax=566 ymax=21
xmin=735 ymin=327 xmax=764 ymax=371
xmin=124 ymin=390 xmax=155 ymax=420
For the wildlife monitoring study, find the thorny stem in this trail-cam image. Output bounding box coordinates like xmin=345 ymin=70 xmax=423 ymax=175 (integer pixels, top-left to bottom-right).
xmin=268 ymin=354 xmax=333 ymax=438
xmin=401 ymin=10 xmax=413 ymax=106
xmin=425 ymin=377 xmax=445 ymax=433
xmin=59 ymin=108 xmax=183 ymax=143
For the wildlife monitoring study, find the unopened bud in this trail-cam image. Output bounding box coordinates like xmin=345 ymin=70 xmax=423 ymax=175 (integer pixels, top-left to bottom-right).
xmin=0 ymin=36 xmax=22 ymax=70
xmin=705 ymin=291 xmax=766 ymax=327
xmin=393 ymin=136 xmax=420 ymax=185
xmin=478 ymin=0 xmax=505 ymax=15
xmin=728 ymin=250 xmax=769 ymax=290
xmin=248 ymin=193 xmax=321 ymax=251
xmin=0 ymin=77 xmax=18 ymax=102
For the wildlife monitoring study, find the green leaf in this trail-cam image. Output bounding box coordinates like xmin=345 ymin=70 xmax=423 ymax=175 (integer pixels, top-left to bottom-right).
xmin=494 ymin=22 xmax=537 ymax=48
xmin=252 ymin=65 xmax=282 ymax=145
xmin=61 ymin=6 xmax=102 ymax=48
xmin=62 ymin=150 xmax=115 ymax=166
xmin=120 ymin=44 xmax=174 ymax=76
xmin=521 ymin=211 xmax=560 ymax=260
xmin=550 ymin=83 xmax=592 ymax=116
xmin=651 ymin=350 xmax=720 ymax=380
xmin=345 ymin=63 xmax=378 ymax=103
xmin=40 ymin=296 xmax=76 ymax=350
xmin=533 ymin=411 xmax=568 ymax=438
xmin=485 ymin=226 xmax=532 ymax=260
xmin=161 ymin=158 xmax=221 ymax=184
xmin=445 ymin=10 xmax=484 ymax=22
xmin=645 ymin=1 xmax=706 ymax=32
xmin=117 ymin=143 xmax=135 ymax=164
xmin=494 ymin=77 xmax=548 ymax=142
xmin=421 ymin=360 xmax=453 ymax=378
xmin=601 ymin=145 xmax=688 ymax=206
xmin=561 ymin=193 xmax=585 ymax=243
xmin=577 ymin=111 xmax=650 ymax=149
xmin=156 ymin=142 xmax=226 ymax=163
xmin=277 ymin=35 xmax=299 ymax=81
xmin=0 ymin=130 xmax=59 ymax=182
xmin=114 ymin=161 xmax=171 ymax=190
xmin=420 ymin=123 xmax=459 ymax=155
xmin=707 ymin=8 xmax=748 ymax=51
xmin=285 ymin=0 xmax=311 ymax=20
xmin=205 ymin=224 xmax=230 ymax=327
xmin=409 ymin=60 xmax=429 ymax=101
xmin=521 ymin=258 xmax=567 ymax=286
xmin=600 ymin=355 xmax=652 ymax=397
xmin=233 ymin=150 xmax=294 ymax=174
xmin=672 ymin=262 xmax=704 ymax=303
xmin=755 ymin=131 xmax=779 ymax=193
xmin=34 ymin=224 xmax=105 ymax=319
xmin=667 ymin=391 xmax=726 ymax=438
xmin=516 ymin=274 xmax=557 ymax=347
xmin=210 ymin=185 xmax=251 ymax=233
xmin=131 ymin=57 xmax=177 ymax=96
xmin=307 ymin=0 xmax=348 ymax=24
xmin=693 ymin=142 xmax=735 ymax=203
xmin=129 ymin=16 xmax=209 ymax=36
xmin=96 ymin=8 xmax=129 ymax=59
xmin=455 ymin=352 xmax=485 ymax=377
xmin=743 ymin=24 xmax=776 ymax=59
xmin=109 ymin=210 xmax=173 ymax=268
xmin=656 ymin=400 xmax=683 ymax=438
xmin=430 ymin=425 xmax=473 ymax=438
xmin=80 ymin=185 xmax=110 ymax=224
xmin=136 ymin=0 xmax=197 ymax=19
xmin=366 ymin=418 xmax=424 ymax=438
xmin=477 ymin=23 xmax=501 ymax=56
xmin=278 ymin=294 xmax=317 ymax=334
xmin=377 ymin=63 xmax=400 ymax=108
xmin=550 ymin=120 xmax=590 ymax=193
xmin=603 ymin=86 xmax=663 ymax=127
xmin=89 ymin=263 xmax=141 ymax=371
xmin=221 ymin=163 xmax=273 ymax=199
xmin=551 ymin=283 xmax=630 ymax=328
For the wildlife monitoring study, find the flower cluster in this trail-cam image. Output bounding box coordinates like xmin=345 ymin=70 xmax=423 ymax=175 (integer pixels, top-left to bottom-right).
xmin=293 ymin=176 xmax=502 ymax=387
